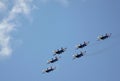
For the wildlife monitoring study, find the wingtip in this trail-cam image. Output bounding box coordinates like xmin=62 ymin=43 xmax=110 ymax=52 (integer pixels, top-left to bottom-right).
xmin=73 ymin=57 xmax=76 ymax=60
xmin=84 ymin=51 xmax=86 ymax=53
xmin=47 ymin=62 xmax=50 ymax=64
xmin=53 ymin=54 xmax=56 ymax=56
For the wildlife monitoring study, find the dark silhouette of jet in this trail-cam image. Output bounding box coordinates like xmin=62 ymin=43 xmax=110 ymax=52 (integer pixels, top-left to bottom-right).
xmin=73 ymin=51 xmax=86 ymax=59
xmin=76 ymin=41 xmax=89 ymax=49
xmin=42 ymin=66 xmax=56 ymax=74
xmin=53 ymin=47 xmax=67 ymax=55
xmin=47 ymin=56 xmax=60 ymax=64
xmin=97 ymin=33 xmax=111 ymax=40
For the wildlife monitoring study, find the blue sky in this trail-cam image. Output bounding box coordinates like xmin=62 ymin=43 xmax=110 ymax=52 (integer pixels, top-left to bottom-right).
xmin=0 ymin=0 xmax=120 ymax=81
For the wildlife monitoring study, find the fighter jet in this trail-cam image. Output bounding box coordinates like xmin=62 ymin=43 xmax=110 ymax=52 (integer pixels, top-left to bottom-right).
xmin=76 ymin=41 xmax=89 ymax=49
xmin=73 ymin=51 xmax=86 ymax=59
xmin=42 ymin=66 xmax=56 ymax=74
xmin=47 ymin=56 xmax=60 ymax=64
xmin=53 ymin=47 xmax=67 ymax=55
xmin=97 ymin=33 xmax=111 ymax=40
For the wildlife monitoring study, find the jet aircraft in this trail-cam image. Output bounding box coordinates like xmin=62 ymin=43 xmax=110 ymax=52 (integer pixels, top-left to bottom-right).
xmin=47 ymin=56 xmax=60 ymax=64
xmin=97 ymin=33 xmax=111 ymax=40
xmin=73 ymin=51 xmax=86 ymax=59
xmin=76 ymin=41 xmax=89 ymax=49
xmin=53 ymin=47 xmax=67 ymax=55
xmin=42 ymin=66 xmax=56 ymax=74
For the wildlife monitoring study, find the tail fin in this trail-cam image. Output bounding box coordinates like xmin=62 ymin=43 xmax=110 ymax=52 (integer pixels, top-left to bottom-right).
xmin=87 ymin=41 xmax=90 ymax=44
xmin=53 ymin=66 xmax=56 ymax=70
xmin=109 ymin=33 xmax=112 ymax=37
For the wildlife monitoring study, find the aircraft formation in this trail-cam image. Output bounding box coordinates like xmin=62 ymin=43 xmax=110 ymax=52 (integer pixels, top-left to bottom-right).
xmin=42 ymin=33 xmax=112 ymax=74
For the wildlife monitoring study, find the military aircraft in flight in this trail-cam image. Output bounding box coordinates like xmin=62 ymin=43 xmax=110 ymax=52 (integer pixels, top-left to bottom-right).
xmin=73 ymin=51 xmax=86 ymax=59
xmin=75 ymin=41 xmax=89 ymax=49
xmin=97 ymin=33 xmax=111 ymax=40
xmin=47 ymin=56 xmax=60 ymax=64
xmin=53 ymin=47 xmax=67 ymax=55
xmin=42 ymin=66 xmax=56 ymax=74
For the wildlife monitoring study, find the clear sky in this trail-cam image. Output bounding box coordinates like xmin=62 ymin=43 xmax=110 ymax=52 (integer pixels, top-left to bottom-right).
xmin=0 ymin=0 xmax=120 ymax=81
